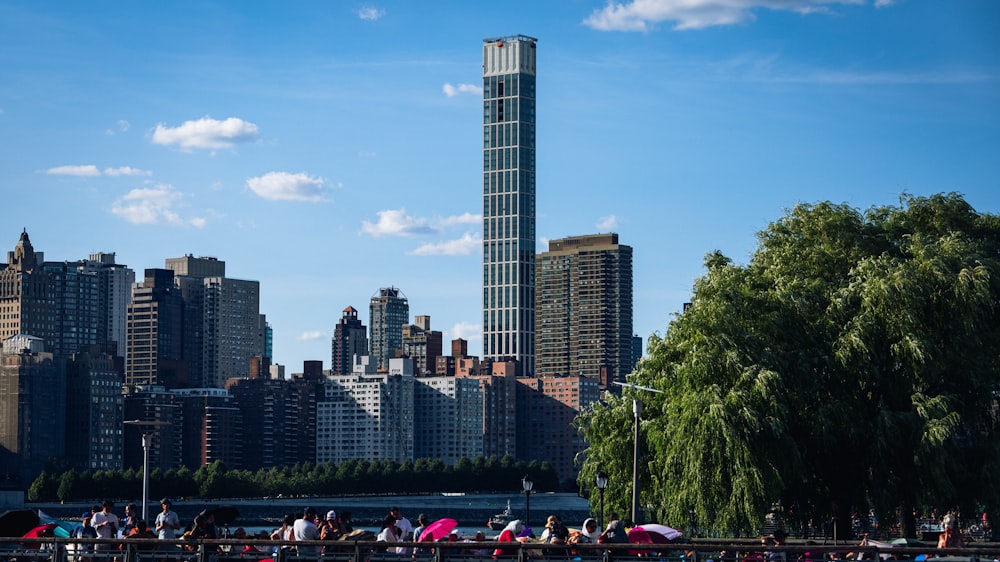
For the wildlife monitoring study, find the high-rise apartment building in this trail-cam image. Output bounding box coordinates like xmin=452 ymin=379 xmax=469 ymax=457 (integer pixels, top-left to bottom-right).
xmin=316 ymin=357 xmax=414 ymax=463
xmin=126 ymin=269 xmax=186 ymax=388
xmin=165 ymin=255 xmax=264 ymax=388
xmin=413 ymin=375 xmax=483 ymax=464
xmin=332 ymin=306 xmax=368 ymax=375
xmin=369 ymin=287 xmax=409 ymax=371
xmin=78 ymin=253 xmax=134 ymax=358
xmin=482 ymin=35 xmax=537 ymax=375
xmin=535 ymin=233 xmax=634 ymax=385
xmin=65 ymin=345 xmax=123 ymax=472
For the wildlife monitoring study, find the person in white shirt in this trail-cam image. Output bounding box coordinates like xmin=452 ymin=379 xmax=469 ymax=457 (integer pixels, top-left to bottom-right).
xmin=293 ymin=507 xmax=320 ymax=556
xmin=91 ymin=500 xmax=120 ymax=551
xmin=390 ymin=507 xmax=413 ymax=541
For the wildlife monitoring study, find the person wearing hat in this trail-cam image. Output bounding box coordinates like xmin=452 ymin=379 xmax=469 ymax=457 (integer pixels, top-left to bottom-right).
xmin=293 ymin=507 xmax=320 ymax=556
xmin=73 ymin=511 xmax=98 ymax=562
xmin=319 ymin=510 xmax=342 ymax=542
xmin=155 ymin=498 xmax=180 ymax=541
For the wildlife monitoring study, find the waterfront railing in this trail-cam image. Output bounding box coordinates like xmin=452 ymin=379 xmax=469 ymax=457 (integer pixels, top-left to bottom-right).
xmin=0 ymin=538 xmax=996 ymax=562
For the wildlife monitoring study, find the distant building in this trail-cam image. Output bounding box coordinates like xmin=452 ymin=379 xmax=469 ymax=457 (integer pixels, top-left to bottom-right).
xmin=166 ymin=255 xmax=265 ymax=388
xmin=172 ymin=388 xmax=241 ymax=470
xmin=482 ymin=35 xmax=538 ymax=375
xmin=65 ymin=344 xmax=123 ymax=472
xmin=458 ymin=359 xmax=518 ymax=459
xmin=413 ymin=375 xmax=483 ymax=463
xmin=535 ymin=233 xmax=634 ymax=386
xmin=126 ymin=269 xmax=187 ymax=388
xmin=631 ymin=334 xmax=643 ymax=372
xmin=402 ymin=315 xmax=442 ymax=375
xmin=122 ymin=386 xmax=182 ymax=472
xmin=316 ymin=357 xmax=414 ymax=463
xmin=226 ymin=373 xmax=321 ymax=470
xmin=0 ymin=335 xmax=65 ymax=486
xmin=78 ymin=253 xmax=135 ymax=358
xmin=369 ymin=287 xmax=409 ymax=371
xmin=516 ymin=374 xmax=600 ymax=483
xmin=331 ymin=306 xmax=368 ymax=375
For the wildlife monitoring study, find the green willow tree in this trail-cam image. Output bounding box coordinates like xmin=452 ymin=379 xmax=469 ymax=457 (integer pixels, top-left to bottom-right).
xmin=577 ymin=193 xmax=1000 ymax=537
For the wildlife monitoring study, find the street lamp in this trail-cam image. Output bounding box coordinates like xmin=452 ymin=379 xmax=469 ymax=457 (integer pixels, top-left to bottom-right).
xmin=613 ymin=381 xmax=664 ymax=526
xmin=595 ymin=470 xmax=609 ymax=531
xmin=124 ymin=419 xmax=169 ymax=523
xmin=522 ymin=475 xmax=534 ymax=528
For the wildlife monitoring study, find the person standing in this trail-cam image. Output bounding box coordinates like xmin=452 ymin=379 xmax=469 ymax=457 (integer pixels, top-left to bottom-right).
xmin=92 ymin=500 xmax=120 ymax=550
xmin=293 ymin=507 xmax=320 ymax=557
xmin=390 ymin=507 xmax=413 ymax=542
xmin=155 ymin=499 xmax=180 ymax=541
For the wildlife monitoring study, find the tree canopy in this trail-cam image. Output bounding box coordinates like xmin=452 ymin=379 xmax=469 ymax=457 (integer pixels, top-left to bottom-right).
xmin=576 ymin=193 xmax=1000 ymax=537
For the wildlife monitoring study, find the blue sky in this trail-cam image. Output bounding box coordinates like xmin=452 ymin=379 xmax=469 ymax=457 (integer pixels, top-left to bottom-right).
xmin=1 ymin=1 xmax=997 ymax=374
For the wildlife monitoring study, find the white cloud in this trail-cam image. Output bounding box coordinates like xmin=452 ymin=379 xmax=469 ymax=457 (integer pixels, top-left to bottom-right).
xmin=107 ymin=119 xmax=131 ymax=135
xmin=437 ymin=212 xmax=481 ymax=227
xmin=449 ymin=321 xmax=482 ymax=343
xmin=246 ymin=171 xmax=330 ymax=202
xmin=104 ymin=166 xmax=151 ymax=176
xmin=409 ymin=233 xmax=481 ymax=256
xmin=110 ymin=184 xmax=206 ymax=227
xmin=297 ymin=331 xmax=324 ymax=340
xmin=443 ymin=83 xmax=483 ymax=97
xmin=584 ymin=0 xmax=871 ymax=31
xmin=357 ymin=6 xmax=385 ymax=20
xmin=151 ymin=116 xmax=260 ymax=151
xmin=597 ymin=214 xmax=620 ymax=230
xmin=46 ymin=165 xmax=100 ymax=176
xmin=361 ymin=209 xmax=436 ymax=237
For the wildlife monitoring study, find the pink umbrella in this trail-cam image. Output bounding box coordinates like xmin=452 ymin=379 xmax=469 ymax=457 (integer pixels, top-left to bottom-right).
xmin=636 ymin=523 xmax=682 ymax=542
xmin=419 ymin=518 xmax=458 ymax=542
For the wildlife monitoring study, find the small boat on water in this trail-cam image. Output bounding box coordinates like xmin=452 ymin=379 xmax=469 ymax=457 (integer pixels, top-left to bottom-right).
xmin=487 ymin=499 xmax=514 ymax=531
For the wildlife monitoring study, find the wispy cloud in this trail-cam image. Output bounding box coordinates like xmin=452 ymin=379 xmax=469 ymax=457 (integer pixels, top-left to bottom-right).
xmin=449 ymin=321 xmax=482 ymax=343
xmin=409 ymin=233 xmax=481 ymax=256
xmin=246 ymin=171 xmax=332 ymax=202
xmin=443 ymin=83 xmax=483 ymax=97
xmin=357 ymin=6 xmax=385 ymax=21
xmin=46 ymin=165 xmax=100 ymax=176
xmin=437 ymin=212 xmax=481 ymax=227
xmin=151 ymin=116 xmax=260 ymax=151
xmin=106 ymin=119 xmax=131 ymax=136
xmin=45 ymin=165 xmax=151 ymax=177
xmin=297 ymin=331 xmax=324 ymax=340
xmin=361 ymin=209 xmax=436 ymax=237
xmin=584 ymin=0 xmax=876 ymax=31
xmin=597 ymin=214 xmax=620 ymax=230
xmin=110 ymin=184 xmax=206 ymax=227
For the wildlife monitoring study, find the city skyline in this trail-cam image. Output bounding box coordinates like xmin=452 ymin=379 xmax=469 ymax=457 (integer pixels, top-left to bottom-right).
xmin=1 ymin=1 xmax=997 ymax=374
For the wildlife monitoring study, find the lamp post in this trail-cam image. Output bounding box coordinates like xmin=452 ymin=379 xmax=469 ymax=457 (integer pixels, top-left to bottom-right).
xmin=613 ymin=381 xmax=664 ymax=526
xmin=124 ymin=419 xmax=169 ymax=523
xmin=522 ymin=475 xmax=534 ymax=528
xmin=595 ymin=470 xmax=609 ymax=531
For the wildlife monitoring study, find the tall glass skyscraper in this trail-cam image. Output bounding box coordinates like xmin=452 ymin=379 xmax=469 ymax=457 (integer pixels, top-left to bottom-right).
xmin=482 ymin=35 xmax=537 ymax=375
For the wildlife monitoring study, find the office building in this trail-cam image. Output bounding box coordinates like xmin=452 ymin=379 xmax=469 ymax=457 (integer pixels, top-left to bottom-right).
xmin=332 ymin=306 xmax=368 ymax=375
xmin=78 ymin=253 xmax=135 ymax=358
xmin=369 ymin=287 xmax=409 ymax=371
xmin=535 ymin=233 xmax=634 ymax=385
xmin=482 ymin=35 xmax=538 ymax=375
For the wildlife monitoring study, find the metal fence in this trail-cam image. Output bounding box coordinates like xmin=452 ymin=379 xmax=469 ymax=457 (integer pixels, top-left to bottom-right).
xmin=0 ymin=538 xmax=997 ymax=562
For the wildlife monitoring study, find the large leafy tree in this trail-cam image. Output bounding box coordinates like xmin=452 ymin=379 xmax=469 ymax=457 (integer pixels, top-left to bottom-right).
xmin=577 ymin=193 xmax=1000 ymax=537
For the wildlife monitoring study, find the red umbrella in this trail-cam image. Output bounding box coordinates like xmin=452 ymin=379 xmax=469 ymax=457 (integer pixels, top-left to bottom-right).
xmin=22 ymin=524 xmax=59 ymax=538
xmin=419 ymin=518 xmax=458 ymax=542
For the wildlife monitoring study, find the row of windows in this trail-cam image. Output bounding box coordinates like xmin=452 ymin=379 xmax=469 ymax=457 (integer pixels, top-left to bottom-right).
xmin=483 ymin=147 xmax=535 ymax=173
xmin=483 ymin=122 xmax=535 ymax=149
xmin=482 ymin=74 xmax=536 ymax=100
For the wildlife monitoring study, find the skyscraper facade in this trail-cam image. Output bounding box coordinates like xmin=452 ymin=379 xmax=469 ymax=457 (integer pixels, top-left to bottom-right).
xmin=482 ymin=35 xmax=537 ymax=375
xmin=369 ymin=287 xmax=409 ymax=371
xmin=535 ymin=233 xmax=634 ymax=384
xmin=126 ymin=269 xmax=186 ymax=387
xmin=331 ymin=306 xmax=368 ymax=375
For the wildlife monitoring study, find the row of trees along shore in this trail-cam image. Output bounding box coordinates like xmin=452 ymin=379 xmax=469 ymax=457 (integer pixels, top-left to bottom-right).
xmin=28 ymin=456 xmax=560 ymax=502
xmin=578 ymin=193 xmax=1000 ymax=539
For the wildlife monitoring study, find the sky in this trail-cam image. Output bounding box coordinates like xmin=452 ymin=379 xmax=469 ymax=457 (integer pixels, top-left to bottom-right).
xmin=1 ymin=1 xmax=997 ymax=374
